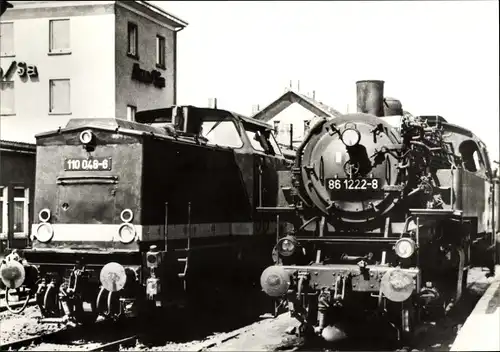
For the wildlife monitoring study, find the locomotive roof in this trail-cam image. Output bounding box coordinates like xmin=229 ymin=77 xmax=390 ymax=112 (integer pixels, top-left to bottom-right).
xmin=135 ymin=106 xmax=273 ymax=130
xmin=34 ymin=118 xmax=171 ymax=140
xmin=419 ymin=117 xmax=492 ymax=154
xmin=416 ymin=115 xmax=448 ymax=123
xmin=34 ymin=106 xmax=274 ymax=140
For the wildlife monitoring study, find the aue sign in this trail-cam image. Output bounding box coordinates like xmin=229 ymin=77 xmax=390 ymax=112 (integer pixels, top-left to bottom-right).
xmin=131 ymin=63 xmax=165 ymax=89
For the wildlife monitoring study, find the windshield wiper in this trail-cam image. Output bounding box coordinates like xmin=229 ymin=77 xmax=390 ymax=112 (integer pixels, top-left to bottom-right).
xmin=205 ymin=115 xmax=229 ymax=136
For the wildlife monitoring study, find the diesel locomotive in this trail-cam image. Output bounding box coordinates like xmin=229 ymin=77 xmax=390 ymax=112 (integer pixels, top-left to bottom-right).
xmin=0 ymin=106 xmax=290 ymax=324
xmin=259 ymin=80 xmax=500 ymax=343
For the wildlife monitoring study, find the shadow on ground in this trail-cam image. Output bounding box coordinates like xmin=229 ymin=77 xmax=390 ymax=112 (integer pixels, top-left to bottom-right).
xmin=136 ymin=284 xmax=273 ymax=347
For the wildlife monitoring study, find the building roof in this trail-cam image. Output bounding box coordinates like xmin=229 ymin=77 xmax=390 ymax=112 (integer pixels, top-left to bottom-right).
xmin=251 ymin=89 xmax=342 ymax=122
xmin=0 ymin=139 xmax=36 ymax=153
xmin=3 ymin=1 xmax=188 ymax=30
xmin=125 ymin=1 xmax=188 ymax=30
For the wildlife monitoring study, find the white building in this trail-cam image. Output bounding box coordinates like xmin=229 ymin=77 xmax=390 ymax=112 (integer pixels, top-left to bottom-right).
xmin=251 ymin=88 xmax=341 ymax=149
xmin=0 ymin=0 xmax=187 ymax=143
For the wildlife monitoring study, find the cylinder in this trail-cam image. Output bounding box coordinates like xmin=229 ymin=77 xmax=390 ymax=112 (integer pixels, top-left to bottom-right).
xmin=356 ymin=80 xmax=385 ymax=117
xmin=383 ymin=97 xmax=403 ymax=116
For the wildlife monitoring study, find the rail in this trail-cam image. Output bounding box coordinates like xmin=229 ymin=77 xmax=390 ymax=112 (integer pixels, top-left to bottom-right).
xmin=0 ymin=318 xmax=137 ymax=351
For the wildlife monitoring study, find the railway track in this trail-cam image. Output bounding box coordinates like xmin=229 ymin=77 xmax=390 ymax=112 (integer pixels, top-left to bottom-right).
xmin=0 ymin=318 xmax=139 ymax=351
xmin=0 ymin=284 xmax=273 ymax=351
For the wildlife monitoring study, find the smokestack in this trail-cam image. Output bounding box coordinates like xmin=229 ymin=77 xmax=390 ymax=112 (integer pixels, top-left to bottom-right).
xmin=356 ymin=80 xmax=385 ymax=117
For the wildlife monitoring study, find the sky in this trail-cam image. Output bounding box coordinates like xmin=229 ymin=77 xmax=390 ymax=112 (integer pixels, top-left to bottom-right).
xmin=153 ymin=0 xmax=500 ymax=161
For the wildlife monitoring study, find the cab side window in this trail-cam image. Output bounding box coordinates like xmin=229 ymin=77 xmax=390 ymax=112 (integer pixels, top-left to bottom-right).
xmin=244 ymin=127 xmax=283 ymax=156
xmin=459 ymin=140 xmax=485 ymax=173
xmin=245 ymin=130 xmax=266 ymax=152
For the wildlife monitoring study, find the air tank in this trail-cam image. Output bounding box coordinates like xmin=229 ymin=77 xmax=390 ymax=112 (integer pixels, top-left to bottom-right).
xmin=356 ymin=80 xmax=385 ymax=117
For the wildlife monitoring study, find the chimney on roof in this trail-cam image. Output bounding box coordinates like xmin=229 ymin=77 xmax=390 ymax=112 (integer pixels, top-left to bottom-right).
xmin=297 ymin=80 xmax=301 ymax=92
xmin=312 ymin=90 xmax=316 ymax=100
xmin=208 ymin=98 xmax=217 ymax=109
xmin=252 ymin=104 xmax=260 ymax=114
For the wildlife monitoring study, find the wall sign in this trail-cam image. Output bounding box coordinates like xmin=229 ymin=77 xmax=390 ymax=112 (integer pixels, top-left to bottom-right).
xmin=131 ymin=63 xmax=165 ymax=89
xmin=0 ymin=61 xmax=38 ymax=80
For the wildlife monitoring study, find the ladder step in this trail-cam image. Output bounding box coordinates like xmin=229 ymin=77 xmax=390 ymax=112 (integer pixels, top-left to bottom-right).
xmin=178 ymin=273 xmax=186 ymax=278
xmin=178 ymin=258 xmax=188 ymax=263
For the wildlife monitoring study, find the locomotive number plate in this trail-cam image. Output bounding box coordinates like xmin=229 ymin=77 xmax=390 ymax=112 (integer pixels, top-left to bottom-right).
xmin=64 ymin=158 xmax=112 ymax=171
xmin=326 ymin=178 xmax=381 ymax=191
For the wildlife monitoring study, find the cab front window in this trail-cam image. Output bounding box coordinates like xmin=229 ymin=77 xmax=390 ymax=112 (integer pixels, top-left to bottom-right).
xmin=201 ymin=120 xmax=243 ymax=148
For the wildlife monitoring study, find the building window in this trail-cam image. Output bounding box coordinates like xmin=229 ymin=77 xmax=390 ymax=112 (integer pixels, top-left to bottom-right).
xmin=49 ymin=79 xmax=71 ymax=114
xmin=49 ymin=19 xmax=70 ymax=54
xmin=156 ymin=35 xmax=165 ymax=68
xmin=304 ymin=120 xmax=310 ymax=134
xmin=273 ymin=120 xmax=280 ymax=135
xmin=127 ymin=22 xmax=138 ymax=58
xmin=126 ymin=105 xmax=136 ymax=121
xmin=0 ymin=22 xmax=14 ymax=57
xmin=13 ymin=187 xmax=29 ymax=236
xmin=0 ymin=81 xmax=15 ymax=115
xmin=0 ymin=187 xmax=7 ymax=236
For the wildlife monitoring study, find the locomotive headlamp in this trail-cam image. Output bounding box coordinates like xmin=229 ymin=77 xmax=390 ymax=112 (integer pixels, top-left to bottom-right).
xmin=79 ymin=129 xmax=94 ymax=145
xmin=277 ymin=236 xmax=297 ymax=257
xmin=100 ymin=262 xmax=127 ymax=292
xmin=260 ymin=265 xmax=290 ymax=297
xmin=341 ymin=128 xmax=361 ymax=147
xmin=35 ymin=223 xmax=54 ymax=243
xmin=38 ymin=208 xmax=51 ymax=223
xmin=394 ymin=238 xmax=416 ymax=259
xmin=120 ymin=209 xmax=134 ymax=223
xmin=118 ymin=223 xmax=136 ymax=244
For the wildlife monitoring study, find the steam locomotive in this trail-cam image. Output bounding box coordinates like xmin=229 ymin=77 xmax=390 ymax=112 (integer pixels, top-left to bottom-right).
xmin=0 ymin=106 xmax=289 ymax=324
xmin=259 ymin=80 xmax=500 ymax=343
